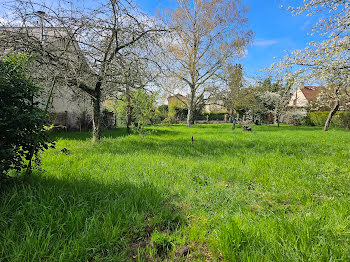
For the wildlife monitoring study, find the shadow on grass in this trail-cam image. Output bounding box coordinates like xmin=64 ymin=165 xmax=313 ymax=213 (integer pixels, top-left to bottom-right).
xmin=50 ymin=126 xmax=181 ymax=141
xmin=0 ymin=174 xmax=185 ymax=261
xmin=49 ymin=127 xmax=129 ymax=141
xmin=51 ymin=125 xmax=349 ymax=160
xmin=193 ymin=124 xmax=343 ymax=132
xmin=239 ymin=125 xmax=323 ymax=132
xmin=92 ymin=135 xmax=334 ymax=160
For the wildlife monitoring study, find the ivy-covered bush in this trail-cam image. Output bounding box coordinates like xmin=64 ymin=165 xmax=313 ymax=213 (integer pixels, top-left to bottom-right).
xmin=307 ymin=111 xmax=350 ymax=129
xmin=0 ymin=54 xmax=54 ymax=177
xmin=168 ymin=100 xmax=187 ymax=122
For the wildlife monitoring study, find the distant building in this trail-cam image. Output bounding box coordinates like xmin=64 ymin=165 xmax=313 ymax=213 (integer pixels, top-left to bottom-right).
xmin=167 ymin=93 xmax=226 ymax=113
xmin=203 ymin=99 xmax=226 ymax=113
xmin=167 ymin=93 xmax=188 ymax=106
xmin=288 ymin=84 xmax=324 ymax=108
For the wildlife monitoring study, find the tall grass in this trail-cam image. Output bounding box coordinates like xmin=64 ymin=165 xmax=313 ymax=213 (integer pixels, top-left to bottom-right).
xmin=1 ymin=125 xmax=350 ymax=261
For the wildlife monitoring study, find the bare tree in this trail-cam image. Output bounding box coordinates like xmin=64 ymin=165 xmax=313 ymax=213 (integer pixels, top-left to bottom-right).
xmin=160 ymin=0 xmax=252 ymax=127
xmin=220 ymin=64 xmax=244 ymax=130
xmin=0 ymin=0 xmax=164 ymax=142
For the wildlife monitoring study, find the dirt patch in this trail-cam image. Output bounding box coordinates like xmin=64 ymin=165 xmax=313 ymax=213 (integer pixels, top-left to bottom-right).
xmin=175 ymin=245 xmax=193 ymax=257
xmin=174 ymin=242 xmax=222 ymax=261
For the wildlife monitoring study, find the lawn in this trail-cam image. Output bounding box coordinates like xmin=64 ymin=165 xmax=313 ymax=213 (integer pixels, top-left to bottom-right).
xmin=1 ymin=124 xmax=350 ymax=261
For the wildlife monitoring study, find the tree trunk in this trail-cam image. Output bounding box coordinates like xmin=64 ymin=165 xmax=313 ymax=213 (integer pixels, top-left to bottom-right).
xmin=92 ymin=85 xmax=102 ymax=143
xmin=232 ymin=114 xmax=236 ymax=130
xmin=273 ymin=111 xmax=277 ymax=126
xmin=324 ymin=100 xmax=340 ymax=131
xmin=126 ymin=86 xmax=132 ymax=135
xmin=229 ymin=109 xmax=234 ymax=123
xmin=186 ymin=106 xmax=193 ymax=127
xmin=186 ymin=91 xmax=195 ymax=128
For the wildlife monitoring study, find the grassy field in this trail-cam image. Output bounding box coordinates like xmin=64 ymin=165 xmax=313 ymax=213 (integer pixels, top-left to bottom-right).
xmin=1 ymin=124 xmax=350 ymax=261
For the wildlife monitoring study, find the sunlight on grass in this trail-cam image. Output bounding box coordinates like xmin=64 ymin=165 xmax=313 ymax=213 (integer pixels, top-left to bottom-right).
xmin=1 ymin=124 xmax=350 ymax=261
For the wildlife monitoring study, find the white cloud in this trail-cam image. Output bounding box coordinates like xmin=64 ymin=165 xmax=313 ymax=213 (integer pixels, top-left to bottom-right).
xmin=253 ymin=39 xmax=278 ymax=47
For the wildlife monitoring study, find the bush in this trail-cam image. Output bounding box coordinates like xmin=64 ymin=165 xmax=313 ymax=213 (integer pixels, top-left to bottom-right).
xmin=307 ymin=111 xmax=350 ymax=129
xmin=197 ymin=112 xmax=226 ymax=121
xmin=282 ymin=110 xmax=307 ymax=126
xmin=114 ymin=99 xmax=127 ymax=125
xmin=0 ymin=54 xmax=54 ymax=176
xmin=340 ymin=112 xmax=350 ymax=129
xmin=153 ymin=105 xmax=169 ymax=123
xmin=169 ymin=107 xmax=187 ymax=121
xmin=158 ymin=104 xmax=168 ymax=113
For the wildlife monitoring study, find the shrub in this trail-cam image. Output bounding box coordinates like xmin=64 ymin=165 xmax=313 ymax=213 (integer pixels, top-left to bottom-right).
xmin=0 ymin=54 xmax=54 ymax=176
xmin=154 ymin=105 xmax=169 ymax=123
xmin=307 ymin=111 xmax=350 ymax=129
xmin=339 ymin=112 xmax=350 ymax=129
xmin=168 ymin=99 xmax=187 ymax=121
xmin=114 ymin=99 xmax=127 ymax=125
xmin=197 ymin=112 xmax=226 ymax=121
xmin=308 ymin=112 xmax=329 ymax=126
xmin=131 ymin=89 xmax=157 ymax=137
xmin=158 ymin=104 xmax=168 ymax=113
xmin=282 ymin=110 xmax=307 ymax=126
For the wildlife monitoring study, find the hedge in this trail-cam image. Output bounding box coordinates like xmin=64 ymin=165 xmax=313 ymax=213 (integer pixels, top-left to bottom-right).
xmin=196 ymin=112 xmax=226 ymax=121
xmin=307 ymin=111 xmax=350 ymax=129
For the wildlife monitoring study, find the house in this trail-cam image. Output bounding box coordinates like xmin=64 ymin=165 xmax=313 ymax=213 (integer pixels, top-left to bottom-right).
xmin=203 ymin=99 xmax=226 ymax=113
xmin=167 ymin=93 xmax=188 ymax=106
xmin=288 ymin=84 xmax=324 ymax=108
xmin=0 ymin=25 xmax=94 ymax=130
xmin=167 ymin=93 xmax=226 ymax=113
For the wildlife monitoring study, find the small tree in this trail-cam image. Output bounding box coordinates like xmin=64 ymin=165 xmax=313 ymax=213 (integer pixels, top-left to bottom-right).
xmin=258 ymin=79 xmax=293 ymax=127
xmin=231 ymin=85 xmax=265 ymax=124
xmin=114 ymin=99 xmax=127 ymax=126
xmin=131 ymin=89 xmax=157 ymax=138
xmin=0 ymin=53 xmax=53 ymax=177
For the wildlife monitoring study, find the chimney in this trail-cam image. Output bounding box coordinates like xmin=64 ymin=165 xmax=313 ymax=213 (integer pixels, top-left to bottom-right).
xmin=36 ymin=11 xmax=46 ymax=44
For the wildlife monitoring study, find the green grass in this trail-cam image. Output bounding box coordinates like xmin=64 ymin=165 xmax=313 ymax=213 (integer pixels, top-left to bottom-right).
xmin=1 ymin=124 xmax=350 ymax=261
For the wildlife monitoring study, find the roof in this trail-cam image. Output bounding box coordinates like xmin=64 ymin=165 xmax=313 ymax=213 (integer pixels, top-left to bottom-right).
xmin=301 ymin=86 xmax=324 ymax=101
xmin=0 ymin=26 xmax=76 ymax=52
xmin=167 ymin=93 xmax=187 ymax=100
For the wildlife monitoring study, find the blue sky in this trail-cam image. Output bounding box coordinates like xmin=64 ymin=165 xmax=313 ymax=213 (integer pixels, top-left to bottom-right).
xmin=136 ymin=0 xmax=316 ymax=80
xmin=0 ymin=0 xmax=317 ymax=80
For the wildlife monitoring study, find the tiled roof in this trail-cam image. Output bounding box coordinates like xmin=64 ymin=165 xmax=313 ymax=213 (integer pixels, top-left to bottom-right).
xmin=301 ymin=86 xmax=323 ymax=101
xmin=167 ymin=94 xmax=187 ymax=100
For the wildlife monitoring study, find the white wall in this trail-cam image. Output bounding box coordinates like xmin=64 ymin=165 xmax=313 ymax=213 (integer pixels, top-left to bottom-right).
xmin=288 ymin=88 xmax=309 ymax=107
